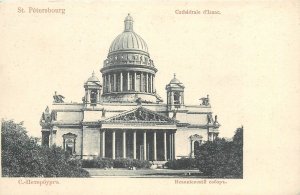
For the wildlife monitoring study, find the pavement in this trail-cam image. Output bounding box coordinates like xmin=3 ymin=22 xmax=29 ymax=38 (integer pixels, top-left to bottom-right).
xmin=84 ymin=168 xmax=203 ymax=178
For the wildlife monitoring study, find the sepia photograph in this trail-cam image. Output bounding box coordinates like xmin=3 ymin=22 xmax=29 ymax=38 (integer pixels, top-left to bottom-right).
xmin=0 ymin=1 xmax=299 ymax=194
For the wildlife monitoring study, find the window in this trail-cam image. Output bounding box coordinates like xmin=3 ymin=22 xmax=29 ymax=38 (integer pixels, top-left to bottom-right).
xmin=194 ymin=141 xmax=201 ymax=151
xmin=90 ymin=90 xmax=97 ymax=104
xmin=123 ymin=73 xmax=127 ymax=91
xmin=141 ymin=73 xmax=146 ymax=92
xmin=105 ymin=75 xmax=109 ymax=93
xmin=63 ymin=133 xmax=77 ymax=155
xmin=110 ymin=75 xmax=114 ymax=92
xmin=148 ymin=75 xmax=151 ymax=92
xmin=116 ymin=75 xmax=120 ymax=92
xmin=174 ymin=92 xmax=181 ymax=106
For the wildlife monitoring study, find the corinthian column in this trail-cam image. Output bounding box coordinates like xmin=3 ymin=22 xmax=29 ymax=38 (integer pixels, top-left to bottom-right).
xmin=112 ymin=130 xmax=115 ymax=159
xmin=163 ymin=131 xmax=167 ymax=161
xmin=149 ymin=74 xmax=153 ymax=93
xmin=127 ymin=72 xmax=130 ymax=91
xmin=133 ymin=131 xmax=136 ymax=159
xmin=140 ymin=73 xmax=143 ymax=92
xmin=102 ymin=130 xmax=105 ymax=158
xmin=113 ymin=73 xmax=117 ymax=92
xmin=86 ymin=90 xmax=90 ymax=103
xmin=173 ymin=132 xmax=176 ymax=160
xmin=108 ymin=74 xmax=111 ymax=92
xmin=143 ymin=131 xmax=147 ymax=160
xmin=103 ymin=75 xmax=106 ymax=93
xmin=123 ymin=130 xmax=126 ymax=158
xmin=146 ymin=73 xmax=148 ymax=93
xmin=169 ymin=132 xmax=173 ymax=160
xmin=153 ymin=131 xmax=157 ymax=161
xmin=120 ymin=72 xmax=123 ymax=92
xmin=153 ymin=75 xmax=155 ymax=92
xmin=134 ymin=72 xmax=137 ymax=91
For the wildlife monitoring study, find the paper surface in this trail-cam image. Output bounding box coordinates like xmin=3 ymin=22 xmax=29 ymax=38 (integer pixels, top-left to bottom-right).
xmin=0 ymin=1 xmax=299 ymax=194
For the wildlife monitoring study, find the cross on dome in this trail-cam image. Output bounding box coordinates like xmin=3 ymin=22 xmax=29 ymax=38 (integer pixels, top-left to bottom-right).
xmin=124 ymin=13 xmax=134 ymax=32
xmin=87 ymin=70 xmax=99 ymax=82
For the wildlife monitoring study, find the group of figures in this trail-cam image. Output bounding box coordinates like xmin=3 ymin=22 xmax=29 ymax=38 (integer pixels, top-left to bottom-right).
xmin=200 ymin=95 xmax=210 ymax=106
xmin=53 ymin=91 xmax=65 ymax=103
xmin=111 ymin=108 xmax=172 ymax=122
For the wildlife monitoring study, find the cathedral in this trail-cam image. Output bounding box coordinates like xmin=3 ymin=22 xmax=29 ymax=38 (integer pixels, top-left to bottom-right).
xmin=40 ymin=14 xmax=220 ymax=161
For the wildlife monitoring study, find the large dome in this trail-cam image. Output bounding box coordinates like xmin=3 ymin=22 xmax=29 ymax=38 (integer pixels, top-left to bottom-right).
xmin=109 ymin=32 xmax=148 ymax=53
xmin=108 ymin=14 xmax=148 ymax=54
xmin=100 ymin=14 xmax=160 ymax=104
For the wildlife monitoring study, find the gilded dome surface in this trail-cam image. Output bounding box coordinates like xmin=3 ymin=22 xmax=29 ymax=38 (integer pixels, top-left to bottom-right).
xmin=170 ymin=74 xmax=181 ymax=84
xmin=109 ymin=32 xmax=148 ymax=53
xmin=87 ymin=71 xmax=99 ymax=82
xmin=108 ymin=14 xmax=148 ymax=54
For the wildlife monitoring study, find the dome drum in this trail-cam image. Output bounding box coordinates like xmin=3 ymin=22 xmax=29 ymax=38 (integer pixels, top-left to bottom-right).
xmin=100 ymin=14 xmax=160 ymax=103
xmin=102 ymin=70 xmax=156 ymax=94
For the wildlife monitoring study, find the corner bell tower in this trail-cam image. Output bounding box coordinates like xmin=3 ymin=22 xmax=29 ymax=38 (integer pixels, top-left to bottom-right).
xmin=166 ymin=73 xmax=185 ymax=111
xmin=83 ymin=71 xmax=102 ymax=106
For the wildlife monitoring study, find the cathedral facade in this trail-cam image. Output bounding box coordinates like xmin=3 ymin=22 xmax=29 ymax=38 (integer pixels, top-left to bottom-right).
xmin=40 ymin=14 xmax=220 ymax=161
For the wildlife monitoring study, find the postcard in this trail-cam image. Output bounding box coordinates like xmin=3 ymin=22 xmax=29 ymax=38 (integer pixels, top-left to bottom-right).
xmin=0 ymin=1 xmax=299 ymax=194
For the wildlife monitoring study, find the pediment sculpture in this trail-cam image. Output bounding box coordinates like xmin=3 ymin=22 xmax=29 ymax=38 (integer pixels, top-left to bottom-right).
xmin=106 ymin=107 xmax=174 ymax=123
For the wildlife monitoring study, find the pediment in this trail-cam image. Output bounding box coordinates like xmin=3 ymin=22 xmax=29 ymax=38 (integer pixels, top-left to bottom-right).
xmin=104 ymin=106 xmax=175 ymax=123
xmin=190 ymin=134 xmax=203 ymax=141
xmin=62 ymin=132 xmax=77 ymax=139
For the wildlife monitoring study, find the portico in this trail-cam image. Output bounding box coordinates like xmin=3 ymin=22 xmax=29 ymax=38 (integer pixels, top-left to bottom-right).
xmin=100 ymin=129 xmax=175 ymax=161
xmin=100 ymin=106 xmax=177 ymax=161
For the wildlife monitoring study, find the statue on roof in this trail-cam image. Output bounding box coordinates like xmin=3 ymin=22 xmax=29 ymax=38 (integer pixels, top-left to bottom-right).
xmin=200 ymin=94 xmax=210 ymax=106
xmin=172 ymin=109 xmax=177 ymax=119
xmin=40 ymin=106 xmax=52 ymax=128
xmin=213 ymin=115 xmax=220 ymax=127
xmin=136 ymin=97 xmax=143 ymax=105
xmin=53 ymin=91 xmax=65 ymax=103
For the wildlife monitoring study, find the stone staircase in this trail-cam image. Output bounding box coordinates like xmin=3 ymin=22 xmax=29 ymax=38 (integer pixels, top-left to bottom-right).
xmin=150 ymin=161 xmax=168 ymax=169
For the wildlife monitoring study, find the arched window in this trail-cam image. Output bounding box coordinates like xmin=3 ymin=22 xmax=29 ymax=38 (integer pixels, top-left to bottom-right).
xmin=116 ymin=75 xmax=121 ymax=92
xmin=174 ymin=92 xmax=180 ymax=105
xmin=90 ymin=90 xmax=97 ymax=104
xmin=63 ymin=133 xmax=77 ymax=155
xmin=174 ymin=92 xmax=181 ymax=108
xmin=189 ymin=134 xmax=203 ymax=158
xmin=194 ymin=140 xmax=201 ymax=152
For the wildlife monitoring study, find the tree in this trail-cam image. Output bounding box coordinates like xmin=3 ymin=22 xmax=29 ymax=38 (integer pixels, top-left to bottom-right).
xmin=195 ymin=127 xmax=243 ymax=178
xmin=1 ymin=119 xmax=89 ymax=177
xmin=230 ymin=127 xmax=243 ymax=178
